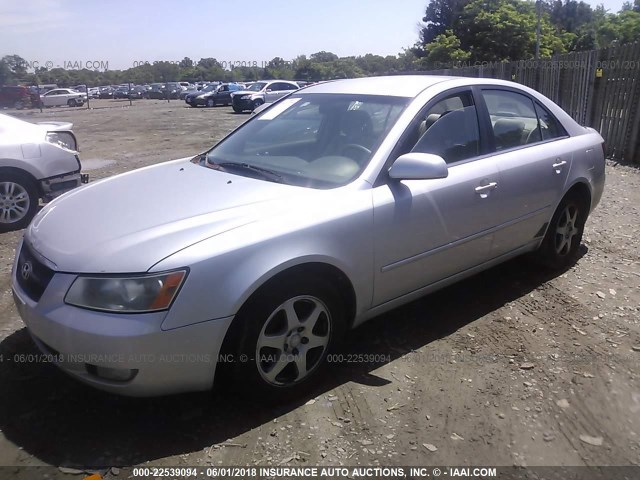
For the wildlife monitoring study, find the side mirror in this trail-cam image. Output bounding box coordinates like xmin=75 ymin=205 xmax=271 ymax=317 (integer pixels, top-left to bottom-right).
xmin=388 ymin=152 xmax=448 ymax=180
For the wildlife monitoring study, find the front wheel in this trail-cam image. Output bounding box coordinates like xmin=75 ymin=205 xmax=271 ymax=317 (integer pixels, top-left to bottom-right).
xmin=251 ymin=99 xmax=264 ymax=111
xmin=233 ymin=106 xmax=243 ymax=113
xmin=221 ymin=276 xmax=346 ymax=400
xmin=206 ymin=98 xmax=215 ymax=108
xmin=67 ymin=99 xmax=77 ymax=107
xmin=0 ymin=173 xmax=39 ymax=233
xmin=535 ymin=192 xmax=588 ymax=269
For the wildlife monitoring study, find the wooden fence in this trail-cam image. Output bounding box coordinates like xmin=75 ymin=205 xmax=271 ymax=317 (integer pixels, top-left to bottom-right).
xmin=416 ymin=42 xmax=640 ymax=163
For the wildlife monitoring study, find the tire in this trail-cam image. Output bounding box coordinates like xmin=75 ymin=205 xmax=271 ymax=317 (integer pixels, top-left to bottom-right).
xmin=14 ymin=101 xmax=24 ymax=110
xmin=219 ymin=275 xmax=346 ymax=401
xmin=67 ymin=99 xmax=77 ymax=107
xmin=251 ymin=99 xmax=264 ymax=111
xmin=233 ymin=106 xmax=243 ymax=113
xmin=0 ymin=172 xmax=39 ymax=233
xmin=535 ymin=191 xmax=588 ymax=269
xmin=206 ymin=98 xmax=215 ymax=108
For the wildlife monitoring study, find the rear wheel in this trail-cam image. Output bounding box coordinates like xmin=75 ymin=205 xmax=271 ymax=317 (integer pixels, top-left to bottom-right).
xmin=536 ymin=192 xmax=588 ymax=269
xmin=0 ymin=173 xmax=39 ymax=232
xmin=220 ymin=276 xmax=346 ymax=401
xmin=233 ymin=106 xmax=243 ymax=113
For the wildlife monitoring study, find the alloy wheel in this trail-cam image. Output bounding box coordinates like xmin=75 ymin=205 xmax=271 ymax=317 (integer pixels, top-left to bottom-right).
xmin=256 ymin=295 xmax=331 ymax=386
xmin=0 ymin=181 xmax=30 ymax=224
xmin=554 ymin=204 xmax=580 ymax=256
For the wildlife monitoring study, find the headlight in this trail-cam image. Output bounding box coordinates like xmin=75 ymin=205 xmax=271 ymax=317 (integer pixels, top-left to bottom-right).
xmin=65 ymin=270 xmax=187 ymax=313
xmin=46 ymin=132 xmax=77 ymax=152
xmin=240 ymin=95 xmax=251 ymax=99
xmin=196 ymin=94 xmax=205 ymax=99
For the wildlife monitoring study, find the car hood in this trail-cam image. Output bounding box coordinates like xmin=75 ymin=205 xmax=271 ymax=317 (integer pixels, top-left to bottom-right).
xmin=36 ymin=121 xmax=73 ymax=132
xmin=26 ymin=159 xmax=313 ymax=273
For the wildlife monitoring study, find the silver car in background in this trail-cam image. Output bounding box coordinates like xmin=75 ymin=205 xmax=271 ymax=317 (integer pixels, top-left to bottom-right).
xmin=231 ymin=80 xmax=299 ymax=112
xmin=12 ymin=76 xmax=605 ymax=398
xmin=39 ymin=88 xmax=87 ymax=108
xmin=0 ymin=114 xmax=85 ymax=232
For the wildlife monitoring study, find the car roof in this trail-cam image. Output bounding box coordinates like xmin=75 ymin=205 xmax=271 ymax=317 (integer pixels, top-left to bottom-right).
xmin=299 ymin=75 xmax=541 ymax=98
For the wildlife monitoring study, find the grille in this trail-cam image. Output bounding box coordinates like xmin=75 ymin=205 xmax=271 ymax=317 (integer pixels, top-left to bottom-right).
xmin=16 ymin=243 xmax=55 ymax=302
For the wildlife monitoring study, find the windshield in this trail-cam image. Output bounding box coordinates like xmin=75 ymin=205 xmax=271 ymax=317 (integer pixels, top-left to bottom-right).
xmin=201 ymin=93 xmax=408 ymax=189
xmin=202 ymin=84 xmax=217 ymax=92
xmin=246 ymin=82 xmax=266 ymax=92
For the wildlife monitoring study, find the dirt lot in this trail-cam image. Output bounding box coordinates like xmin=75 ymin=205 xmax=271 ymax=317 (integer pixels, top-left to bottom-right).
xmin=0 ymin=100 xmax=639 ymax=476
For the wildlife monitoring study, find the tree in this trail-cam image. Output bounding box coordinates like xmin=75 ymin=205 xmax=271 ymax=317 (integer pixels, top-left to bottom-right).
xmin=2 ymin=55 xmax=29 ymax=78
xmin=179 ymin=57 xmax=194 ymax=68
xmin=456 ymin=0 xmax=566 ymax=61
xmin=419 ymin=0 xmax=470 ymax=45
xmin=614 ymin=9 xmax=640 ymax=43
xmin=197 ymin=58 xmax=223 ymax=69
xmin=309 ymin=51 xmax=338 ymax=63
xmin=422 ymin=30 xmax=470 ymax=66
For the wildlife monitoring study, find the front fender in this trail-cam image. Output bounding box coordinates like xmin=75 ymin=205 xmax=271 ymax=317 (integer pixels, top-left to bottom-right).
xmin=154 ymin=190 xmax=374 ymax=330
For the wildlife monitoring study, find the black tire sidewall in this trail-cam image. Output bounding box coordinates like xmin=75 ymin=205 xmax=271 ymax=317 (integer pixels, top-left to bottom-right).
xmin=538 ymin=193 xmax=587 ymax=269
xmin=223 ymin=276 xmax=347 ymax=399
xmin=0 ymin=172 xmax=39 ymax=232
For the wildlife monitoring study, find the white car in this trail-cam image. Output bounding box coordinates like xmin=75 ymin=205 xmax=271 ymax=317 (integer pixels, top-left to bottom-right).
xmin=0 ymin=114 xmax=86 ymax=231
xmin=40 ymin=89 xmax=87 ymax=108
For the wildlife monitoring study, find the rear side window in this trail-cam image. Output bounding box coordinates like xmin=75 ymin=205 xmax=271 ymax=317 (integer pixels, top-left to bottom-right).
xmin=534 ymin=102 xmax=567 ymax=141
xmin=482 ymin=90 xmax=568 ymax=149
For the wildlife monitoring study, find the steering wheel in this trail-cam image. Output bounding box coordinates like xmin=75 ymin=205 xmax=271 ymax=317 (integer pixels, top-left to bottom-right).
xmin=341 ymin=144 xmax=372 ymax=158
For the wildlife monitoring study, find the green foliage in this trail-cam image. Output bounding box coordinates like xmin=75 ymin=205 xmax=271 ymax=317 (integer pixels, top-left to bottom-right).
xmin=414 ymin=0 xmax=640 ymax=65
xmin=455 ymin=0 xmax=566 ymax=61
xmin=419 ymin=30 xmax=470 ymax=67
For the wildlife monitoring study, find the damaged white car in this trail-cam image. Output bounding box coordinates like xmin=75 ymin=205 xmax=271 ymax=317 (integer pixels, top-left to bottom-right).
xmin=0 ymin=114 xmax=87 ymax=232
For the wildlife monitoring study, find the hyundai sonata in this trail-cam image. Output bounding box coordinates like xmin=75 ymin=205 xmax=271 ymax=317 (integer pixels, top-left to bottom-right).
xmin=12 ymin=76 xmax=605 ymax=398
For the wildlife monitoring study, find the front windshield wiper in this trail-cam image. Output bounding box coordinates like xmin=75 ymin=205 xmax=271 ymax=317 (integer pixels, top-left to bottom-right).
xmin=208 ymin=161 xmax=284 ymax=183
xmin=191 ymin=153 xmax=207 ymax=164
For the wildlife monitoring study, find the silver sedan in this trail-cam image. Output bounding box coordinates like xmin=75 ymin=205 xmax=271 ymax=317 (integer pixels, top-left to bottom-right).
xmin=12 ymin=76 xmax=605 ymax=398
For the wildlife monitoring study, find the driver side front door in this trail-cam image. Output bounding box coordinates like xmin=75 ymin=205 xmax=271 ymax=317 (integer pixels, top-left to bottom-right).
xmin=372 ymin=89 xmax=502 ymax=306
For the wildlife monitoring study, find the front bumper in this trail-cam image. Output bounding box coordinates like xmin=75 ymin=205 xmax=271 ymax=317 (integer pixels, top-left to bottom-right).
xmin=39 ymin=170 xmax=84 ymax=202
xmin=11 ymin=244 xmax=234 ymax=397
xmin=186 ymin=96 xmax=207 ymax=106
xmin=232 ymin=97 xmax=254 ymax=111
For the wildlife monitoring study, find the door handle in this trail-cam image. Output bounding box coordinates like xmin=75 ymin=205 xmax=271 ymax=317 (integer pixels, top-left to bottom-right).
xmin=475 ymin=182 xmax=498 ymax=193
xmin=552 ymin=160 xmax=567 ymax=169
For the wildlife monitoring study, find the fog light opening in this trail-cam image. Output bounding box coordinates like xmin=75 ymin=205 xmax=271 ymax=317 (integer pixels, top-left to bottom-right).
xmin=86 ymin=364 xmax=138 ymax=382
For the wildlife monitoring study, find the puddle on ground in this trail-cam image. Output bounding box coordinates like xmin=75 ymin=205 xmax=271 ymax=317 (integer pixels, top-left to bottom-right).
xmin=81 ymin=158 xmax=117 ymax=171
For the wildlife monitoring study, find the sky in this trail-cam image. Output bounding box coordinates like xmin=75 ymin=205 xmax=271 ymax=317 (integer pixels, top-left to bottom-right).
xmin=0 ymin=0 xmax=630 ymax=72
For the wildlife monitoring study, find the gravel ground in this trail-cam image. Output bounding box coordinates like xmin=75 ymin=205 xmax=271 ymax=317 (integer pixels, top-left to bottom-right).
xmin=0 ymin=101 xmax=638 ymax=478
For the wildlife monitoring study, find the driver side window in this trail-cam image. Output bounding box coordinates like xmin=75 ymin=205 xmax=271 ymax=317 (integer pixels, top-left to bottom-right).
xmin=409 ymin=92 xmax=480 ymax=164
